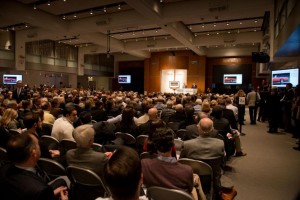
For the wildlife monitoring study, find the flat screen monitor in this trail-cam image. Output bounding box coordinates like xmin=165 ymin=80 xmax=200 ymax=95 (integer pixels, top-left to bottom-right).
xmin=3 ymin=74 xmax=22 ymax=85
xmin=271 ymin=68 xmax=299 ymax=88
xmin=223 ymin=74 xmax=242 ymax=85
xmin=118 ymin=75 xmax=131 ymax=84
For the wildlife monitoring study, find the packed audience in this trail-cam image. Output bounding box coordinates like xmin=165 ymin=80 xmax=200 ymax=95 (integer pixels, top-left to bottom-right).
xmin=0 ymin=80 xmax=300 ymax=200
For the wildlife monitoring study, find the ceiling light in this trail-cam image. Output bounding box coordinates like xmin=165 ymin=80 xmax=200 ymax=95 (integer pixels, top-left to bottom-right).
xmin=228 ymin=31 xmax=230 ymax=34
xmin=11 ymin=27 xmax=15 ymax=31
xmin=33 ymin=4 xmax=37 ymax=9
xmin=103 ymin=7 xmax=107 ymax=12
xmin=142 ymin=30 xmax=145 ymax=34
xmin=202 ymin=24 xmax=205 ymax=28
xmin=213 ymin=23 xmax=216 ymax=27
xmin=239 ymin=21 xmax=242 ymax=25
xmin=160 ymin=0 xmax=163 ymax=2
xmin=73 ymin=13 xmax=77 ymax=18
xmin=206 ymin=32 xmax=210 ymax=36
xmin=155 ymin=29 xmax=158 ymax=33
xmin=254 ymin=29 xmax=257 ymax=32
xmin=226 ymin=22 xmax=229 ymax=26
xmin=132 ymin=31 xmax=135 ymax=35
xmin=194 ymin=33 xmax=198 ymax=36
xmin=145 ymin=37 xmax=148 ymax=41
xmin=254 ymin=19 xmax=258 ymax=23
xmin=165 ymin=36 xmax=168 ymax=40
xmin=63 ymin=15 xmax=66 ymax=20
xmin=216 ymin=32 xmax=219 ymax=35
xmin=63 ymin=0 xmax=66 ymax=2
xmin=118 ymin=4 xmax=121 ymax=10
xmin=189 ymin=25 xmax=192 ymax=30
xmin=90 ymin=10 xmax=93 ymax=15
xmin=25 ymin=24 xmax=28 ymax=28
xmin=47 ymin=1 xmax=51 ymax=6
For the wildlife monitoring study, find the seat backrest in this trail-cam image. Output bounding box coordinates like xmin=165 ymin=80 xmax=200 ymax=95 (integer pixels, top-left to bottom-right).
xmin=147 ymin=186 xmax=193 ymax=200
xmin=174 ymin=138 xmax=183 ymax=155
xmin=91 ymin=143 xmax=103 ymax=152
xmin=178 ymin=158 xmax=214 ymax=200
xmin=66 ymin=165 xmax=110 ymax=197
xmin=176 ymin=129 xmax=187 ymax=140
xmin=60 ymin=139 xmax=77 ymax=152
xmin=0 ymin=147 xmax=7 ymax=161
xmin=136 ymin=135 xmax=148 ymax=146
xmin=41 ymin=135 xmax=61 ymax=150
xmin=42 ymin=123 xmax=53 ymax=136
xmin=167 ymin=122 xmax=180 ymax=132
xmin=37 ymin=158 xmax=66 ymax=181
xmin=115 ymin=132 xmax=136 ymax=145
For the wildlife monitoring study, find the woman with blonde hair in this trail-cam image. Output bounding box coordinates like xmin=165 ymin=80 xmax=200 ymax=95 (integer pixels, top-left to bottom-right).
xmin=0 ymin=108 xmax=19 ymax=130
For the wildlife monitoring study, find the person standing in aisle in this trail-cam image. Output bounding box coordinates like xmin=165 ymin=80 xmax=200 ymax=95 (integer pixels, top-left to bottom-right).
xmin=246 ymin=87 xmax=260 ymax=125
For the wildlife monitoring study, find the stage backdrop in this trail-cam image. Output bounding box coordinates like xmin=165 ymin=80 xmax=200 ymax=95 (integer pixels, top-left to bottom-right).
xmin=161 ymin=69 xmax=187 ymax=93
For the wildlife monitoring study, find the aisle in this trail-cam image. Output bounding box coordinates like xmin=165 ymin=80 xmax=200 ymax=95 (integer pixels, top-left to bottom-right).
xmin=225 ymin=110 xmax=300 ymax=200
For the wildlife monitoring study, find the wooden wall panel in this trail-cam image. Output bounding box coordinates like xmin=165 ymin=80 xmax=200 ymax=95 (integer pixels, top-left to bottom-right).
xmin=145 ymin=51 xmax=205 ymax=93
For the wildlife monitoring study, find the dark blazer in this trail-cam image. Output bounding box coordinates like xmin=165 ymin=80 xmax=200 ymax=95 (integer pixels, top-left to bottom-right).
xmin=12 ymin=87 xmax=27 ymax=103
xmin=0 ymin=164 xmax=56 ymax=200
xmin=222 ymin=108 xmax=238 ymax=130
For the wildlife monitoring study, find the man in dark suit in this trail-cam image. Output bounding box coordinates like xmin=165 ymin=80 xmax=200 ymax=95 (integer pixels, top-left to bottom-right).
xmin=12 ymin=80 xmax=27 ymax=103
xmin=281 ymin=83 xmax=294 ymax=132
xmin=0 ymin=133 xmax=68 ymax=200
xmin=191 ymin=83 xmax=197 ymax=89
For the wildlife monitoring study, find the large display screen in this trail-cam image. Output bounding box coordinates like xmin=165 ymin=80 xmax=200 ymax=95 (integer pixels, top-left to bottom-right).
xmin=3 ymin=74 xmax=23 ymax=85
xmin=118 ymin=75 xmax=131 ymax=84
xmin=223 ymin=74 xmax=243 ymax=85
xmin=271 ymin=68 xmax=299 ymax=88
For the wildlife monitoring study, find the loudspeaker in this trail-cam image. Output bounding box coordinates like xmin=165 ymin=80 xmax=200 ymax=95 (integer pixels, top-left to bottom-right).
xmin=252 ymin=52 xmax=270 ymax=63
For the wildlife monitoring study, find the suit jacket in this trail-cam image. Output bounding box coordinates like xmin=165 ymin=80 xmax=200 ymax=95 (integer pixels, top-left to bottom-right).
xmin=12 ymin=87 xmax=27 ymax=103
xmin=180 ymin=136 xmax=224 ymax=190
xmin=222 ymin=108 xmax=238 ymax=130
xmin=0 ymin=164 xmax=56 ymax=200
xmin=66 ymin=148 xmax=108 ymax=178
xmin=180 ymin=136 xmax=224 ymax=160
xmin=185 ymin=125 xmax=218 ymax=140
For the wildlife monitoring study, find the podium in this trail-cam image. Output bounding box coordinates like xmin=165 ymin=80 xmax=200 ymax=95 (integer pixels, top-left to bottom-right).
xmin=175 ymin=88 xmax=197 ymax=94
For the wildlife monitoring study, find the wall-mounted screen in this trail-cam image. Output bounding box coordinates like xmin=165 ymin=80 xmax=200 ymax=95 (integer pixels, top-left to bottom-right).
xmin=3 ymin=74 xmax=22 ymax=85
xmin=271 ymin=68 xmax=299 ymax=88
xmin=223 ymin=74 xmax=243 ymax=85
xmin=118 ymin=75 xmax=131 ymax=84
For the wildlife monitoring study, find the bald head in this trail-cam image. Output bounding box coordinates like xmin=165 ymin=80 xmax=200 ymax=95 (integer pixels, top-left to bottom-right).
xmin=198 ymin=118 xmax=213 ymax=137
xmin=148 ymin=107 xmax=158 ymax=120
xmin=175 ymin=104 xmax=183 ymax=112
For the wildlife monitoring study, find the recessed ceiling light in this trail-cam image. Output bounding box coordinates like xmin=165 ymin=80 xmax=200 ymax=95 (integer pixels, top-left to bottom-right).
xmin=103 ymin=7 xmax=107 ymax=12
xmin=202 ymin=24 xmax=205 ymax=28
xmin=226 ymin=22 xmax=230 ymax=26
xmin=254 ymin=19 xmax=258 ymax=23
xmin=47 ymin=1 xmax=51 ymax=6
xmin=206 ymin=32 xmax=210 ymax=36
xmin=213 ymin=23 xmax=216 ymax=27
xmin=90 ymin=10 xmax=93 ymax=15
xmin=118 ymin=4 xmax=121 ymax=10
xmin=239 ymin=21 xmax=242 ymax=25
xmin=189 ymin=25 xmax=192 ymax=30
xmin=63 ymin=15 xmax=66 ymax=20
xmin=194 ymin=33 xmax=198 ymax=36
xmin=73 ymin=13 xmax=77 ymax=18
xmin=33 ymin=4 xmax=37 ymax=9
xmin=216 ymin=32 xmax=219 ymax=35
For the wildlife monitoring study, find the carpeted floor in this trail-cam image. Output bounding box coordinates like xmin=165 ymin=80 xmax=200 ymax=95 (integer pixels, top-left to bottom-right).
xmin=225 ymin=109 xmax=300 ymax=200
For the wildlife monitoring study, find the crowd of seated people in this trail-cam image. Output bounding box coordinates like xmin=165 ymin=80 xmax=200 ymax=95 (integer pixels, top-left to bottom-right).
xmin=2 ymin=82 xmax=299 ymax=199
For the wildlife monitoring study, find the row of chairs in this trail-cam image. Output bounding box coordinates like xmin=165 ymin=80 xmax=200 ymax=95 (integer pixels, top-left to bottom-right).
xmin=1 ymin=144 xmax=214 ymax=200
xmin=38 ymin=157 xmax=213 ymax=200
